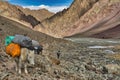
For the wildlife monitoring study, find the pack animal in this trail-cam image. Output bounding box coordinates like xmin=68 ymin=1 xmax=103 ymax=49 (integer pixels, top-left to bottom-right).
xmin=14 ymin=45 xmax=43 ymax=74
xmin=5 ymin=36 xmax=43 ymax=74
xmin=15 ymin=48 xmax=35 ymax=74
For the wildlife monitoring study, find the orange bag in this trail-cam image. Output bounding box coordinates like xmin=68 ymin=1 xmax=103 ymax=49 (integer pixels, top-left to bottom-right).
xmin=6 ymin=43 xmax=21 ymax=57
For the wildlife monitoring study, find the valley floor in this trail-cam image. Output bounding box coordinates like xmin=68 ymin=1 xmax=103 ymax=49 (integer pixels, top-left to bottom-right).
xmin=0 ymin=37 xmax=120 ymax=80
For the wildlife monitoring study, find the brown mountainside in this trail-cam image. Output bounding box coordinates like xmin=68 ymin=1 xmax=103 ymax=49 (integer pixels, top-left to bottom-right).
xmin=0 ymin=1 xmax=24 ymax=20
xmin=0 ymin=1 xmax=54 ymax=28
xmin=36 ymin=0 xmax=98 ymax=37
xmin=17 ymin=6 xmax=54 ymax=22
xmin=35 ymin=0 xmax=120 ymax=39
xmin=65 ymin=0 xmax=120 ymax=39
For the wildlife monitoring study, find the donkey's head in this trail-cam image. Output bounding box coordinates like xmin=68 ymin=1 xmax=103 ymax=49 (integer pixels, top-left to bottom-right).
xmin=34 ymin=45 xmax=43 ymax=54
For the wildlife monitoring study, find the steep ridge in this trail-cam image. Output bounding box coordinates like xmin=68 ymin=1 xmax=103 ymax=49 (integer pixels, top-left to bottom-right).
xmin=64 ymin=0 xmax=120 ymax=38
xmin=35 ymin=0 xmax=120 ymax=39
xmin=36 ymin=0 xmax=98 ymax=37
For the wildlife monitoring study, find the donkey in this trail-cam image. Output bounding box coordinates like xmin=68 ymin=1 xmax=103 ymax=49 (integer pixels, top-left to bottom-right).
xmin=13 ymin=38 xmax=43 ymax=74
xmin=14 ymin=44 xmax=43 ymax=74
xmin=14 ymin=48 xmax=35 ymax=74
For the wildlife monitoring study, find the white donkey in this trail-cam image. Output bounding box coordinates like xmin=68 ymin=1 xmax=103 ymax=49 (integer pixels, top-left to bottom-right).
xmin=14 ymin=40 xmax=43 ymax=74
xmin=14 ymin=48 xmax=35 ymax=74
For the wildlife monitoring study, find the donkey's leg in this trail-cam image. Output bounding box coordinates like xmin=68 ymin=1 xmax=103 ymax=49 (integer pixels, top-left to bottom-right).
xmin=24 ymin=63 xmax=28 ymax=74
xmin=24 ymin=48 xmax=29 ymax=74
xmin=18 ymin=59 xmax=22 ymax=74
xmin=14 ymin=57 xmax=19 ymax=72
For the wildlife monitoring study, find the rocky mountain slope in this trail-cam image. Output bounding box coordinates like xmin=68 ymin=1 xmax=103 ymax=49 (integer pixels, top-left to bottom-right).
xmin=0 ymin=15 xmax=74 ymax=80
xmin=35 ymin=0 xmax=120 ymax=39
xmin=1 ymin=15 xmax=120 ymax=80
xmin=1 ymin=0 xmax=120 ymax=39
xmin=0 ymin=1 xmax=54 ymax=28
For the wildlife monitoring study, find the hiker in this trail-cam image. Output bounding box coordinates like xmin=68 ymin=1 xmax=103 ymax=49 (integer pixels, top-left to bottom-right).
xmin=56 ymin=50 xmax=61 ymax=59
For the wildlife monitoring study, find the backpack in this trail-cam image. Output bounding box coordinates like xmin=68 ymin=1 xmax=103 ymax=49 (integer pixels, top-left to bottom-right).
xmin=12 ymin=34 xmax=32 ymax=48
xmin=5 ymin=36 xmax=15 ymax=46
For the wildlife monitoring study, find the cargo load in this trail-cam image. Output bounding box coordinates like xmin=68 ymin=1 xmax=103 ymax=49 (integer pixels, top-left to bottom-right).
xmin=6 ymin=43 xmax=21 ymax=57
xmin=12 ymin=34 xmax=32 ymax=48
xmin=5 ymin=36 xmax=15 ymax=46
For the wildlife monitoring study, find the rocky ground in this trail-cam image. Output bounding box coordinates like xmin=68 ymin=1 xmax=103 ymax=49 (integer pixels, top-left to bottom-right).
xmin=0 ymin=37 xmax=120 ymax=80
xmin=0 ymin=15 xmax=120 ymax=80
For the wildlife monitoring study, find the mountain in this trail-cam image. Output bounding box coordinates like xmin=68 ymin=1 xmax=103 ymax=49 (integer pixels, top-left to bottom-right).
xmin=1 ymin=15 xmax=120 ymax=80
xmin=17 ymin=6 xmax=54 ymax=22
xmin=1 ymin=0 xmax=120 ymax=39
xmin=0 ymin=1 xmax=54 ymax=28
xmin=35 ymin=0 xmax=120 ymax=39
